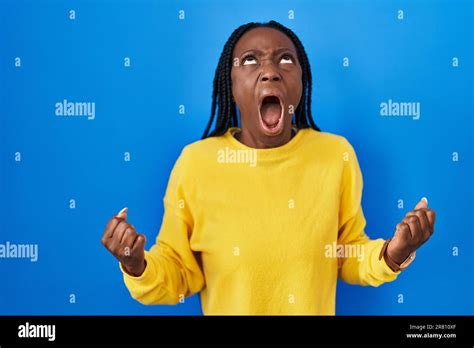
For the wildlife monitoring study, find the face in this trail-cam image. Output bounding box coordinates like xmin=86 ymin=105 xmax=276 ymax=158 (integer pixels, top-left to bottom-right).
xmin=231 ymin=27 xmax=303 ymax=147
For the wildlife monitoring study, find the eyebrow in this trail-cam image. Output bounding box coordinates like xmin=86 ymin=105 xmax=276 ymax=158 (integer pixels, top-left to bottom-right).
xmin=239 ymin=47 xmax=296 ymax=56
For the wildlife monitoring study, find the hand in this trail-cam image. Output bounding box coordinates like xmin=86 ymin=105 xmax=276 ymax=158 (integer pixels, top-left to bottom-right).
xmin=101 ymin=207 xmax=147 ymax=277
xmin=386 ymin=197 xmax=436 ymax=265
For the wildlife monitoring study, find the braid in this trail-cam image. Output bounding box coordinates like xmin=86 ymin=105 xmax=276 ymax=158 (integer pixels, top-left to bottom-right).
xmin=202 ymin=20 xmax=320 ymax=139
xmin=202 ymin=69 xmax=219 ymax=137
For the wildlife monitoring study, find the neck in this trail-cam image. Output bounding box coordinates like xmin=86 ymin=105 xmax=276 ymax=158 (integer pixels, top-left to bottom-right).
xmin=235 ymin=127 xmax=295 ymax=149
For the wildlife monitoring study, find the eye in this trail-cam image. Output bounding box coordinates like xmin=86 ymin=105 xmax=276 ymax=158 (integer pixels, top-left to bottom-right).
xmin=242 ymin=55 xmax=257 ymax=65
xmin=280 ymin=55 xmax=294 ymax=64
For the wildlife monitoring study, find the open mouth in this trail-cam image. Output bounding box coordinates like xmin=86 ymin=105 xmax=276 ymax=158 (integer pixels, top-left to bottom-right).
xmin=258 ymin=95 xmax=284 ymax=136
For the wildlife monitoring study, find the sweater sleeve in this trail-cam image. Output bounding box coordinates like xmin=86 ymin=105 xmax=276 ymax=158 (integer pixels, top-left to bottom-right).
xmin=119 ymin=146 xmax=205 ymax=305
xmin=337 ymin=138 xmax=401 ymax=287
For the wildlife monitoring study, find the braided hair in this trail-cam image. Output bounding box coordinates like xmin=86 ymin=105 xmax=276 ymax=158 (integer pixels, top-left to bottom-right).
xmin=202 ymin=20 xmax=321 ymax=139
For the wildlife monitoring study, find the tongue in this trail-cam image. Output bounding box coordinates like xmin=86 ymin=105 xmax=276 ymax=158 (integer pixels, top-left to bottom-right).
xmin=260 ymin=102 xmax=281 ymax=127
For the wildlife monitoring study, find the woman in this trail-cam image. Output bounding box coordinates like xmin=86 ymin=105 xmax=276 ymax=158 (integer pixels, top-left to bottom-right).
xmin=101 ymin=20 xmax=436 ymax=315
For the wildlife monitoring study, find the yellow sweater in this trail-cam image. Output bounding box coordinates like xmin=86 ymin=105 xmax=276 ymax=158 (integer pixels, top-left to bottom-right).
xmin=120 ymin=127 xmax=400 ymax=315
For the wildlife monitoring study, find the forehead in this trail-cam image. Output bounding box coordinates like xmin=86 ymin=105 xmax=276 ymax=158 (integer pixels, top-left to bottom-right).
xmin=233 ymin=27 xmax=297 ymax=55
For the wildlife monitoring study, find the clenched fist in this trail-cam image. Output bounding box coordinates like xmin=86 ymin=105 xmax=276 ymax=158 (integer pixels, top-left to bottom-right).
xmin=101 ymin=207 xmax=147 ymax=277
xmin=386 ymin=197 xmax=436 ymax=267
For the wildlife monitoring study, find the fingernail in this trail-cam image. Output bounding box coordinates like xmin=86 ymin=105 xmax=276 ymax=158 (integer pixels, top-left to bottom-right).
xmin=118 ymin=207 xmax=128 ymax=215
xmin=422 ymin=197 xmax=428 ymax=205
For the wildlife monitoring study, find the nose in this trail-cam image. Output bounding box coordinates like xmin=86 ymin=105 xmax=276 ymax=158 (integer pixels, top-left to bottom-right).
xmin=260 ymin=61 xmax=281 ymax=82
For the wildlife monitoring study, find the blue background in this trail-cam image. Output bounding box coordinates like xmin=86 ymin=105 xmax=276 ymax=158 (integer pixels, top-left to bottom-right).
xmin=0 ymin=0 xmax=472 ymax=315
